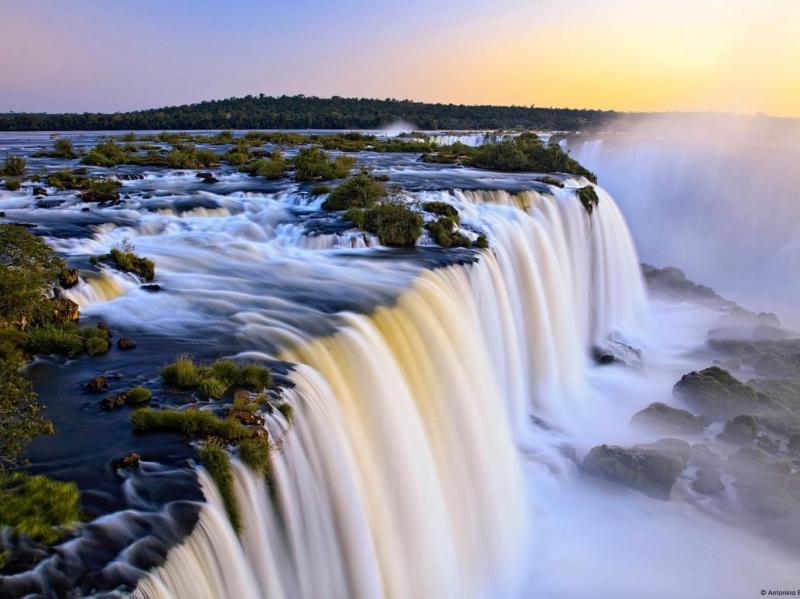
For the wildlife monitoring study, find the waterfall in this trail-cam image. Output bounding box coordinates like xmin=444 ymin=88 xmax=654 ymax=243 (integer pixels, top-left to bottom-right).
xmin=131 ymin=184 xmax=646 ymax=598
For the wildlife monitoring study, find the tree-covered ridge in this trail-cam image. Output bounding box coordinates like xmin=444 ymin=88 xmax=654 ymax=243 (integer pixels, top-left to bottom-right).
xmin=0 ymin=94 xmax=622 ymax=131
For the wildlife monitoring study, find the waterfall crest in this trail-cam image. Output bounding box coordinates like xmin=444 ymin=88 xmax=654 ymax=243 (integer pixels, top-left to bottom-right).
xmin=132 ymin=185 xmax=646 ymax=598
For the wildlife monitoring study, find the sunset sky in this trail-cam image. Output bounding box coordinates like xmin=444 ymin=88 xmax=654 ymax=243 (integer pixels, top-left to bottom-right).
xmin=1 ymin=0 xmax=798 ymax=116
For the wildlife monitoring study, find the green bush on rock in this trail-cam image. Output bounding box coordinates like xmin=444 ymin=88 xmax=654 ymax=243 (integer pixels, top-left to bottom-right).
xmin=577 ymin=186 xmax=599 ymax=215
xmin=347 ymin=203 xmax=423 ymax=247
xmin=425 ymin=217 xmax=471 ymax=248
xmin=322 ymin=173 xmax=386 ymax=210
xmin=199 ymin=444 xmax=240 ymax=533
xmin=0 ymin=472 xmax=80 ymax=546
xmin=161 ymin=355 xmax=272 ymax=398
xmin=293 ymin=147 xmax=355 ymax=181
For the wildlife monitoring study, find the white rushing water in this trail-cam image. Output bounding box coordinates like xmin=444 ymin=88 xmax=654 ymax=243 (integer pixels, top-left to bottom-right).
xmin=130 ymin=183 xmax=654 ymax=598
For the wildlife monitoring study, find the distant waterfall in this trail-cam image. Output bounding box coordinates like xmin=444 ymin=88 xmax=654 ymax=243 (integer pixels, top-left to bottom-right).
xmin=133 ymin=185 xmax=646 ymax=599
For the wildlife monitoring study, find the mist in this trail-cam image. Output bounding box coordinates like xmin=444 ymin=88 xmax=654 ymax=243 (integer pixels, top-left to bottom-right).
xmin=569 ymin=114 xmax=800 ymax=327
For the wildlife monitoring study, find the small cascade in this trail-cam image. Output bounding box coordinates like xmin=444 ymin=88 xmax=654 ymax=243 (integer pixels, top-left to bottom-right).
xmin=63 ymin=270 xmax=137 ymax=308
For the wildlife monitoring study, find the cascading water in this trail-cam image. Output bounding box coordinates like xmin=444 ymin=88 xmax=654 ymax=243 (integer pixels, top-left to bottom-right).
xmin=131 ymin=184 xmax=648 ymax=599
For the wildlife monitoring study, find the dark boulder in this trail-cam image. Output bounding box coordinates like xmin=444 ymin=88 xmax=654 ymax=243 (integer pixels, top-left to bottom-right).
xmin=32 ymin=186 xmax=47 ymax=196
xmin=634 ymin=438 xmax=692 ymax=467
xmin=630 ymin=402 xmax=706 ymax=435
xmin=86 ymin=375 xmax=108 ymax=393
xmin=717 ymin=414 xmax=760 ymax=444
xmin=58 ymin=268 xmax=80 ymax=289
xmin=691 ymin=467 xmax=725 ymax=496
xmin=117 ymin=337 xmax=137 ymax=350
xmin=140 ymin=284 xmax=162 ymax=293
xmin=112 ymin=452 xmax=140 ymax=470
xmin=673 ymin=366 xmax=761 ymax=419
xmin=690 ymin=443 xmax=722 ymax=468
xmin=583 ymin=444 xmax=685 ymax=500
xmin=196 ymin=172 xmax=219 ymax=184
xmin=100 ymin=393 xmax=126 ymax=411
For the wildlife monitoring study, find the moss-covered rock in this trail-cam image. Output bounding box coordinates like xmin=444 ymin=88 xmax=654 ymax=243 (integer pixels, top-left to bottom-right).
xmin=691 ymin=467 xmax=725 ymax=496
xmin=583 ymin=444 xmax=685 ymax=500
xmin=717 ymin=414 xmax=760 ymax=444
xmin=673 ymin=366 xmax=761 ymax=420
xmin=630 ymin=402 xmax=706 ymax=435
xmin=0 ymin=473 xmax=80 ymax=546
xmin=577 ymin=185 xmax=599 ymax=215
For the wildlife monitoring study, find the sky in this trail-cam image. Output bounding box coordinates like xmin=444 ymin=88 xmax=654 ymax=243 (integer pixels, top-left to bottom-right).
xmin=1 ymin=0 xmax=798 ymax=116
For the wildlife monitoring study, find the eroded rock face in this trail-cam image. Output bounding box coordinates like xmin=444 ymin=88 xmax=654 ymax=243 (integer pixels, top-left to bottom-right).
xmin=673 ymin=366 xmax=762 ymax=419
xmin=58 ymin=268 xmax=79 ymax=289
xmin=583 ymin=444 xmax=685 ymax=500
xmin=631 ymin=402 xmax=706 ymax=435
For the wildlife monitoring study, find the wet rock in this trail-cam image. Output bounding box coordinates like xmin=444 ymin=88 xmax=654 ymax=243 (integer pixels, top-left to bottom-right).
xmin=100 ymin=393 xmax=126 ymax=411
xmin=32 ymin=186 xmax=47 ymax=196
xmin=116 ymin=173 xmax=144 ymax=181
xmin=117 ymin=337 xmax=137 ymax=350
xmin=112 ymin=452 xmax=140 ymax=470
xmin=196 ymin=172 xmax=219 ymax=184
xmin=140 ymin=284 xmax=162 ymax=293
xmin=86 ymin=375 xmax=108 ymax=393
xmin=36 ymin=199 xmax=64 ymax=209
xmin=635 ymin=438 xmax=692 ymax=467
xmin=673 ymin=366 xmax=761 ymax=420
xmin=558 ymin=443 xmax=579 ymax=464
xmin=58 ymin=268 xmax=79 ymax=289
xmin=690 ymin=444 xmax=722 ymax=468
xmin=766 ymin=461 xmax=793 ymax=476
xmin=630 ymin=402 xmax=706 ymax=435
xmin=591 ymin=348 xmax=615 ymax=365
xmin=50 ymin=297 xmax=80 ymax=324
xmin=725 ymin=446 xmax=767 ymax=476
xmin=229 ymin=409 xmax=265 ymax=427
xmin=755 ymin=434 xmax=780 ymax=454
xmin=788 ymin=433 xmax=800 ymax=454
xmin=691 ymin=467 xmax=725 ymax=495
xmin=583 ymin=444 xmax=685 ymax=500
xmin=717 ymin=414 xmax=760 ymax=444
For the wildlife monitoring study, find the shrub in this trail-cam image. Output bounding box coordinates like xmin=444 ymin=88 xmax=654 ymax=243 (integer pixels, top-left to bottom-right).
xmin=224 ymin=144 xmax=251 ymax=166
xmin=475 ymin=234 xmax=489 ymax=249
xmin=577 ymin=185 xmax=599 ymax=215
xmin=1 ymin=359 xmax=54 ymax=470
xmin=52 ymin=138 xmax=76 ymax=159
xmin=161 ymin=355 xmax=201 ymax=388
xmin=238 ymin=437 xmax=271 ymax=478
xmin=426 ymin=217 xmax=471 ymax=248
xmin=82 ymin=140 xmax=130 ymax=167
xmin=293 ymin=147 xmax=355 ymax=181
xmin=252 ymin=153 xmax=286 ymax=179
xmin=198 ymin=377 xmax=227 ymax=400
xmin=2 ymin=155 xmax=26 ymax=177
xmin=0 ymin=472 xmax=80 ymax=545
xmin=350 ymin=203 xmax=422 ymax=247
xmin=165 ymin=144 xmax=219 ymax=169
xmin=124 ymin=386 xmax=152 ymax=405
xmin=79 ymin=179 xmax=121 ymax=203
xmin=239 ymin=364 xmax=271 ymax=390
xmin=322 ymin=173 xmax=386 ymax=210
xmin=107 ymin=247 xmax=155 ymax=281
xmin=130 ymin=407 xmax=255 ymax=442
xmin=4 ymin=178 xmax=20 ymax=191
xmin=23 ymin=326 xmax=83 ymax=356
xmin=85 ymin=336 xmax=109 ymax=355
xmin=211 ymin=360 xmax=241 ymax=386
xmin=309 ymin=183 xmax=331 ymax=195
xmin=422 ymin=201 xmax=459 ymax=220
xmin=199 ymin=444 xmax=240 ymax=533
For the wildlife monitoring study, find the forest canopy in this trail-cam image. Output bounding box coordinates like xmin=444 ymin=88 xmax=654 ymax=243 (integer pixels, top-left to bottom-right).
xmin=0 ymin=94 xmax=623 ymax=132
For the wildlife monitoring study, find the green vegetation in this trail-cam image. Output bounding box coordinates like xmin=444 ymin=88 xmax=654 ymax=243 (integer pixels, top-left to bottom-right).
xmin=293 ymin=147 xmax=355 ymax=181
xmin=276 ymin=402 xmax=294 ymax=423
xmin=95 ymin=244 xmax=155 ymax=281
xmin=161 ymin=355 xmax=272 ymax=398
xmin=475 ymin=234 xmax=489 ymax=249
xmin=240 ymin=151 xmax=286 ymax=179
xmin=309 ymin=183 xmax=331 ymax=195
xmin=2 ymin=155 xmax=26 ymax=177
xmin=130 ymin=407 xmax=256 ymax=442
xmin=322 ymin=173 xmax=386 ymax=210
xmin=79 ymin=179 xmax=121 ymax=203
xmin=82 ymin=140 xmax=131 ymax=167
xmin=4 ymin=178 xmax=20 ymax=191
xmin=347 ymin=203 xmax=423 ymax=247
xmin=52 ymin=138 xmax=76 ymax=159
xmin=0 ymin=94 xmax=621 ymax=131
xmin=577 ymin=185 xmax=600 ymax=215
xmin=537 ymin=175 xmax=564 ymax=188
xmin=123 ymin=386 xmax=152 ymax=406
xmin=199 ymin=444 xmax=240 ymax=533
xmin=165 ymin=144 xmax=219 ymax=169
xmin=238 ymin=437 xmax=271 ymax=477
xmin=421 ymin=201 xmax=459 ymax=220
xmin=23 ymin=324 xmax=111 ymax=357
xmin=423 ymin=133 xmax=597 ymax=182
xmin=0 ymin=473 xmax=80 ymax=545
xmin=425 ymin=217 xmax=471 ymax=248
